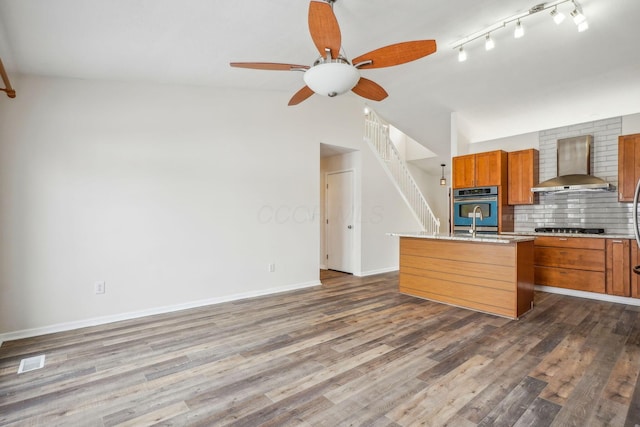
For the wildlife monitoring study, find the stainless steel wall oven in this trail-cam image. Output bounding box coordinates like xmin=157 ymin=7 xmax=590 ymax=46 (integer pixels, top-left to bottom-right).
xmin=453 ymin=186 xmax=499 ymax=234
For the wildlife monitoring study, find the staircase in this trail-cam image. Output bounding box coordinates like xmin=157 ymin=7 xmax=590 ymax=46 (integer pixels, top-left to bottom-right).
xmin=364 ymin=110 xmax=440 ymax=234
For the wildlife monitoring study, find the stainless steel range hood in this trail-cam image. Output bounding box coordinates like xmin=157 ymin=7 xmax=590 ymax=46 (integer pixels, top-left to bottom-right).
xmin=531 ymin=135 xmax=613 ymax=193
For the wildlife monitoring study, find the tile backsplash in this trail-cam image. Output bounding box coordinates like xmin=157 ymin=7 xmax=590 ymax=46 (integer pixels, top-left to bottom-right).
xmin=513 ymin=116 xmax=635 ymax=236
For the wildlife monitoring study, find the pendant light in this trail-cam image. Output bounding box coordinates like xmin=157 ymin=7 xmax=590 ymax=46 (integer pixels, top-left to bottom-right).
xmin=440 ymin=164 xmax=447 ymax=186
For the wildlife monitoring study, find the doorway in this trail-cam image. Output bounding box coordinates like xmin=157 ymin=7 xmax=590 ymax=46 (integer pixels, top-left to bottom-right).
xmin=326 ymin=170 xmax=354 ymax=274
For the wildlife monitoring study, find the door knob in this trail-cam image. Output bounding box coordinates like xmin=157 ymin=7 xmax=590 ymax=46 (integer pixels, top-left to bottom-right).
xmin=347 ymin=225 xmax=353 ymax=229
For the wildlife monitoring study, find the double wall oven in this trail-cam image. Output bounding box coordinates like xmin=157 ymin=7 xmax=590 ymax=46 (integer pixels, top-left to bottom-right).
xmin=453 ymin=186 xmax=499 ymax=234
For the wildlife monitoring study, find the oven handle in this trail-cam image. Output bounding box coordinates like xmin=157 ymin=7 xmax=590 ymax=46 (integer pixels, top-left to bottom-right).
xmin=454 ymin=197 xmax=498 ymax=203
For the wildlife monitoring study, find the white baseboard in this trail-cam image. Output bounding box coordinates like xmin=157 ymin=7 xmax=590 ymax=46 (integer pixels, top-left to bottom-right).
xmin=535 ymin=285 xmax=640 ymax=306
xmin=319 ymin=264 xmax=327 ymax=270
xmin=0 ymin=280 xmax=321 ymax=344
xmin=355 ymin=266 xmax=399 ymax=277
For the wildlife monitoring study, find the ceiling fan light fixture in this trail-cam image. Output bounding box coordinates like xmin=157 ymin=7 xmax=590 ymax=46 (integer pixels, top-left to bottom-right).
xmin=303 ymin=61 xmax=360 ymax=97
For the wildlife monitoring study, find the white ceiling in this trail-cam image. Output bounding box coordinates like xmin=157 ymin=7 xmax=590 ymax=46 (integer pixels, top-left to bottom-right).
xmin=1 ymin=0 xmax=639 ymax=171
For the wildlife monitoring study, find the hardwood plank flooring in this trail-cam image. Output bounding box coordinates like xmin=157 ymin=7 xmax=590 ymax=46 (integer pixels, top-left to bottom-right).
xmin=2 ymin=271 xmax=640 ymax=426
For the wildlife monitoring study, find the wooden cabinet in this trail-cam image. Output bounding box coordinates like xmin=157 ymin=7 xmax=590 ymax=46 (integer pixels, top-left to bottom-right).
xmin=399 ymin=236 xmax=534 ymax=319
xmin=534 ymin=236 xmax=634 ymax=297
xmin=606 ymin=239 xmax=630 ymax=297
xmin=452 ymin=150 xmax=507 ymax=189
xmin=452 ymin=154 xmax=475 ymax=189
xmin=534 ymin=237 xmax=606 ymax=294
xmin=508 ymin=149 xmax=539 ymax=205
xmin=618 ymin=133 xmax=640 ymax=202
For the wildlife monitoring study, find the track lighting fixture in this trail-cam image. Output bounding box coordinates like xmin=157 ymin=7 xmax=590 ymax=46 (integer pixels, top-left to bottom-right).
xmin=451 ymin=0 xmax=587 ymax=62
xmin=485 ymin=34 xmax=495 ymax=51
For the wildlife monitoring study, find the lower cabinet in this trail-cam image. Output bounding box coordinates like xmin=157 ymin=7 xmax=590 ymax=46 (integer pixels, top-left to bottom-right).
xmin=533 ymin=236 xmax=634 ymax=297
xmin=606 ymin=239 xmax=630 ymax=297
xmin=534 ymin=237 xmax=605 ymax=293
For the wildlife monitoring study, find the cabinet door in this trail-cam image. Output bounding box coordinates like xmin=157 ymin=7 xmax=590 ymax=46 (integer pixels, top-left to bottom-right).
xmin=606 ymin=239 xmax=630 ymax=296
xmin=452 ymin=154 xmax=475 ymax=189
xmin=508 ymin=149 xmax=538 ymax=205
xmin=618 ymin=134 xmax=640 ymax=202
xmin=475 ymin=151 xmax=503 ymax=186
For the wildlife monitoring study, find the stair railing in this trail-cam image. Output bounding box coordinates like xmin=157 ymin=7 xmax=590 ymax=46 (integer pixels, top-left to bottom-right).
xmin=364 ymin=110 xmax=440 ymax=234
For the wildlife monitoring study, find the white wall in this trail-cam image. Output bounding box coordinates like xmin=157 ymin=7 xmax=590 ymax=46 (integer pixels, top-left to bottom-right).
xmin=622 ymin=113 xmax=640 ymax=134
xmin=0 ymin=75 xmax=418 ymax=339
xmin=468 ymin=132 xmax=539 ymax=154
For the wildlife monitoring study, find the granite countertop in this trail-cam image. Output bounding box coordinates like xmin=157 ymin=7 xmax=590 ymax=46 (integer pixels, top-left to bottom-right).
xmin=502 ymin=231 xmax=635 ymax=240
xmin=387 ymin=232 xmax=536 ymax=244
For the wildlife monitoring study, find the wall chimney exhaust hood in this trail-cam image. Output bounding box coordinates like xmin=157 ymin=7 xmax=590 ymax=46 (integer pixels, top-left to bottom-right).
xmin=531 ymin=135 xmax=613 ymax=193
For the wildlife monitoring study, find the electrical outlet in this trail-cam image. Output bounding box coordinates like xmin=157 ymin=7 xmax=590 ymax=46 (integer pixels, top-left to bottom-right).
xmin=94 ymin=281 xmax=106 ymax=294
xmin=268 ymin=263 xmax=275 ymax=273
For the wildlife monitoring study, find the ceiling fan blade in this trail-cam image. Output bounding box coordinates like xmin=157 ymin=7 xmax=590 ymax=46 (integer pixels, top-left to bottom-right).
xmin=230 ymin=62 xmax=309 ymax=71
xmin=351 ymin=78 xmax=388 ymax=101
xmin=308 ymin=1 xmax=341 ymax=59
xmin=352 ymin=40 xmax=437 ymax=69
xmin=288 ymin=86 xmax=315 ymax=106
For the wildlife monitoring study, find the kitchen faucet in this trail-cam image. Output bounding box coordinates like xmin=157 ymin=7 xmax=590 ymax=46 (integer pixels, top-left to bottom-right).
xmin=470 ymin=205 xmax=483 ymax=238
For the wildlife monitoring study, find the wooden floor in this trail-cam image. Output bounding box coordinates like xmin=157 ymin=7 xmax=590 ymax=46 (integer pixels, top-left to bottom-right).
xmin=2 ymin=271 xmax=640 ymax=426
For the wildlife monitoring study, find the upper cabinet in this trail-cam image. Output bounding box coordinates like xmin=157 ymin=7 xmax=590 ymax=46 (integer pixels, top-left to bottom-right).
xmin=452 ymin=150 xmax=507 ymax=189
xmin=508 ymin=149 xmax=539 ymax=205
xmin=618 ymin=133 xmax=640 ymax=202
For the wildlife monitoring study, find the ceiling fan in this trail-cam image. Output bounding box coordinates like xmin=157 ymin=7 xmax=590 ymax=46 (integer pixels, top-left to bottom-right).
xmin=230 ymin=0 xmax=437 ymax=106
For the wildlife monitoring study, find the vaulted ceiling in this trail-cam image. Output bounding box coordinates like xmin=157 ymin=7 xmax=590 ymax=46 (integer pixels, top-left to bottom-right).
xmin=1 ymin=0 xmax=639 ymax=171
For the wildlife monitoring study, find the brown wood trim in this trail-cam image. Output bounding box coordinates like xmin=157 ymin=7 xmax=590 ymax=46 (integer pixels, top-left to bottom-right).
xmin=535 ymin=266 xmax=606 ymax=293
xmin=534 ymin=236 xmax=605 ymax=250
xmin=401 ymin=237 xmax=515 ymax=266
xmin=534 ymin=247 xmax=605 ymax=272
xmin=399 ymin=237 xmax=533 ymax=318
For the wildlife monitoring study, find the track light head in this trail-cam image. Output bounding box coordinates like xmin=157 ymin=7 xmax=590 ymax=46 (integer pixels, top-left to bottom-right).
xmin=551 ymin=7 xmax=566 ymax=24
xmin=485 ymin=34 xmax=495 ymax=51
xmin=514 ymin=20 xmax=524 ymax=39
xmin=577 ymin=20 xmax=589 ymax=32
xmin=571 ymin=9 xmax=586 ymax=25
xmin=458 ymin=46 xmax=467 ymax=62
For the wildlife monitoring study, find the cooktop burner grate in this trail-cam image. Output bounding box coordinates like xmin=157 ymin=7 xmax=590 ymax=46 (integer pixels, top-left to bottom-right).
xmin=534 ymin=227 xmax=605 ymax=234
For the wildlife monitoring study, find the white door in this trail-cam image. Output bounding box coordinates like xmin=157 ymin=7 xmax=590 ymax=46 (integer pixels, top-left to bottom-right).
xmin=326 ymin=171 xmax=354 ymax=273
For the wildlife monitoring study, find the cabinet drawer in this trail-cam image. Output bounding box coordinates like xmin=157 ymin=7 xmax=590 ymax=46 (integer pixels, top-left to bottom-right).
xmin=535 ymin=266 xmax=605 ymax=293
xmin=534 ymin=246 xmax=605 ymax=271
xmin=534 ymin=236 xmax=605 ymax=250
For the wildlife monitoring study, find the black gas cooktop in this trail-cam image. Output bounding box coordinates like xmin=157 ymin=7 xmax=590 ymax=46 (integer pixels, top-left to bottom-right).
xmin=534 ymin=227 xmax=605 ymax=234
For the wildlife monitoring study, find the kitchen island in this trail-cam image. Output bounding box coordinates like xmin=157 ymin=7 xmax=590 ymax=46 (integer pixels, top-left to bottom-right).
xmin=390 ymin=232 xmax=535 ymax=319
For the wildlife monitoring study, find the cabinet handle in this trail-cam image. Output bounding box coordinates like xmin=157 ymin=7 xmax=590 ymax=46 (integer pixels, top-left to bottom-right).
xmin=612 ymin=240 xmax=622 ymax=243
xmin=558 ymin=238 xmax=568 ymax=241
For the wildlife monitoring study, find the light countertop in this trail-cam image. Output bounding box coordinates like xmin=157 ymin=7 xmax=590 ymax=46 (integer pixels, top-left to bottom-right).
xmin=387 ymin=232 xmax=535 ymax=244
xmin=502 ymin=231 xmax=635 ymax=240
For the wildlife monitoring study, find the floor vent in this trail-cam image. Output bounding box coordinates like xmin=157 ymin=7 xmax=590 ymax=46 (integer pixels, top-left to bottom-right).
xmin=17 ymin=355 xmax=45 ymax=374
